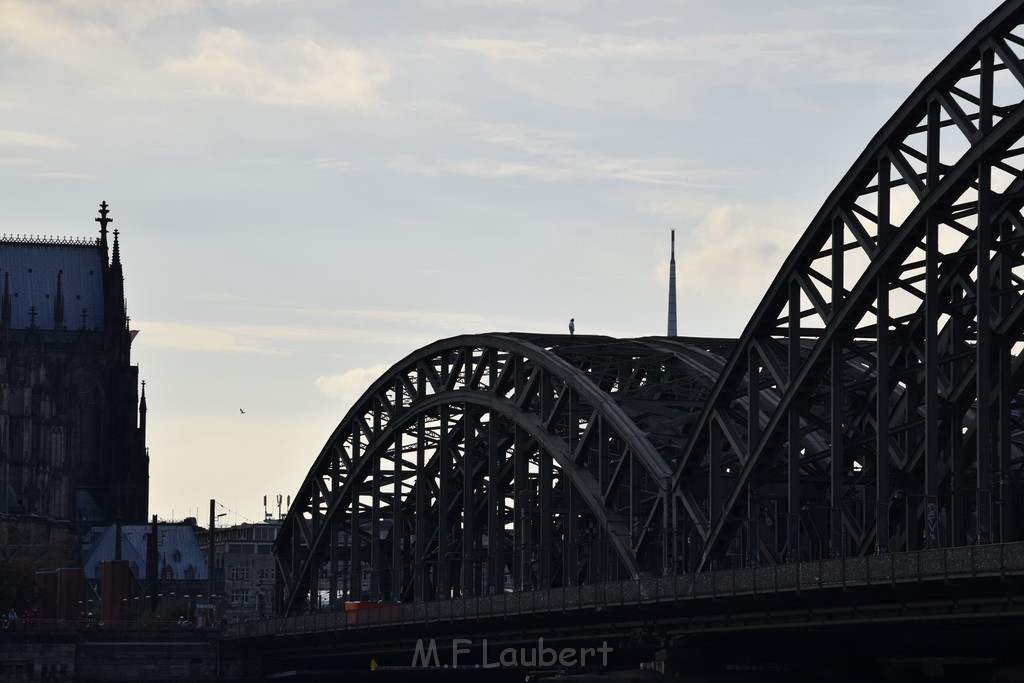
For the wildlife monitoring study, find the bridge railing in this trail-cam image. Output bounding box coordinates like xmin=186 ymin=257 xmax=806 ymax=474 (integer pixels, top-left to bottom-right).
xmin=0 ymin=618 xmax=222 ymax=632
xmin=229 ymin=542 xmax=1024 ymax=639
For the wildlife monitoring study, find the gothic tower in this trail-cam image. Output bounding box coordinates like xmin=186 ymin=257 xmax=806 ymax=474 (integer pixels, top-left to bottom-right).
xmin=0 ymin=202 xmax=148 ymax=524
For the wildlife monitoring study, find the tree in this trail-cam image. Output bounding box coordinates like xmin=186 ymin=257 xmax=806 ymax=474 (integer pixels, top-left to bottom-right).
xmin=0 ymin=520 xmax=71 ymax=612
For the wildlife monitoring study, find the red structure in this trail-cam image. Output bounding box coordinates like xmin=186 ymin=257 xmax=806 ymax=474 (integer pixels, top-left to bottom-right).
xmin=35 ymin=567 xmax=85 ymax=622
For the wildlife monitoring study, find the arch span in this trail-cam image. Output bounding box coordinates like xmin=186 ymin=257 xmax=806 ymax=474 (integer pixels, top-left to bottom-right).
xmin=274 ymin=334 xmax=739 ymax=614
xmin=677 ymin=0 xmax=1024 ymax=570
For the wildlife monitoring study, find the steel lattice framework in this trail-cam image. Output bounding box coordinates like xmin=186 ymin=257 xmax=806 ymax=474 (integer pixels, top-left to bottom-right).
xmin=276 ymin=0 xmax=1024 ymax=615
xmin=275 ymin=335 xmax=742 ymax=612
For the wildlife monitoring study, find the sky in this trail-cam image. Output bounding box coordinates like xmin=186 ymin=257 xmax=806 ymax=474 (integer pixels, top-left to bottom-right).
xmin=0 ymin=0 xmax=1006 ymax=526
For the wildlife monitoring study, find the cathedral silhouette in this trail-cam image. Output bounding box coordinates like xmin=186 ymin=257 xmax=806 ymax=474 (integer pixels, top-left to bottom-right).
xmin=0 ymin=202 xmax=148 ymax=526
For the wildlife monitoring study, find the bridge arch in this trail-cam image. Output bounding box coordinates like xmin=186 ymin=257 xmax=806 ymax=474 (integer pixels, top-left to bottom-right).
xmin=275 ymin=334 xmax=741 ymax=614
xmin=678 ymin=0 xmax=1024 ymax=570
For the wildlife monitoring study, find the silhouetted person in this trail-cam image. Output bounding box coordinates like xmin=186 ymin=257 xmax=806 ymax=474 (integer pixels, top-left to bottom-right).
xmin=569 ymin=318 xmax=575 ymax=336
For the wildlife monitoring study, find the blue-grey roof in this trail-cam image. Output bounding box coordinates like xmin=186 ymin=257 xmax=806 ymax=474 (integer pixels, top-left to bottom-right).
xmin=0 ymin=240 xmax=105 ymax=331
xmin=83 ymin=524 xmax=208 ymax=581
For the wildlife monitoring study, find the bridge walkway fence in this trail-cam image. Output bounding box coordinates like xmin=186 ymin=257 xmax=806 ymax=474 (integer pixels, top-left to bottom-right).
xmin=229 ymin=542 xmax=1024 ymax=640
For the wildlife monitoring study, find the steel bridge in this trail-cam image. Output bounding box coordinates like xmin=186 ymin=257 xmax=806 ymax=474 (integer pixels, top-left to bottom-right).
xmin=275 ymin=0 xmax=1024 ymax=630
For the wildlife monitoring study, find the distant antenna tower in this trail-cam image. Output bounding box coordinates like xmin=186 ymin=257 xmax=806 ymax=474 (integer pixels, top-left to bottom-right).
xmin=277 ymin=494 xmax=283 ymax=519
xmin=667 ymin=229 xmax=678 ymax=336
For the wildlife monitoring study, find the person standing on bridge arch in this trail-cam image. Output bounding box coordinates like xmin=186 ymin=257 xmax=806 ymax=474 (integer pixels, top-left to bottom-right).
xmin=569 ymin=318 xmax=575 ymax=336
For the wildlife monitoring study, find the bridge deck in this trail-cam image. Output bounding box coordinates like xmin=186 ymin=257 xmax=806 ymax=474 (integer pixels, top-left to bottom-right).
xmin=232 ymin=542 xmax=1024 ymax=641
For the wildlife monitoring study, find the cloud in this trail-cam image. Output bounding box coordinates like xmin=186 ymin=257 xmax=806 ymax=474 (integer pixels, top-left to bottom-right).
xmin=160 ymin=28 xmax=391 ymax=110
xmin=314 ymin=363 xmax=391 ymax=405
xmin=132 ymin=320 xmax=361 ymax=354
xmin=0 ymin=1 xmax=198 ymax=63
xmin=284 ymin=306 xmax=525 ymax=331
xmin=0 ymin=2 xmax=113 ymax=65
xmin=389 ymin=155 xmax=727 ymax=187
xmin=433 ymin=22 xmax=942 ymax=115
xmin=438 ymin=27 xmax=920 ymax=85
xmin=0 ymin=130 xmax=72 ymax=149
xmin=133 ymin=307 xmax=536 ymax=355
xmin=437 ymin=35 xmax=673 ymax=63
xmin=675 ymin=203 xmax=805 ymax=304
xmin=306 ymin=158 xmax=357 ymax=172
xmin=25 ymin=171 xmax=97 ymax=180
xmin=388 ymin=123 xmax=732 ymax=186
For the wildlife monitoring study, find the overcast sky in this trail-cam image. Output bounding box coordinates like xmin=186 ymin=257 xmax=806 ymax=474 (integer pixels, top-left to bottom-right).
xmin=0 ymin=0 xmax=1004 ymax=525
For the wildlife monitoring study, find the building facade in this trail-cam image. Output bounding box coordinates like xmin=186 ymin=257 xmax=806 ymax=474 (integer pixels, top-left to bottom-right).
xmin=0 ymin=202 xmax=148 ymax=525
xmin=197 ymin=520 xmax=280 ymax=623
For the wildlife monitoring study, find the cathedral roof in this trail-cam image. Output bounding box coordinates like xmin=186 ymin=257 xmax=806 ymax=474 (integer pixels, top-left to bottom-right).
xmin=0 ymin=238 xmax=106 ymax=331
xmin=83 ymin=523 xmax=209 ymax=581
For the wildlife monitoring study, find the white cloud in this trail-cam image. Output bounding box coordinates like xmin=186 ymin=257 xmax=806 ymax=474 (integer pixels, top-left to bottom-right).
xmin=306 ymin=158 xmax=357 ymax=172
xmin=437 ymin=34 xmax=678 ymax=63
xmin=676 ymin=203 xmax=806 ymax=304
xmin=438 ymin=27 xmax=920 ymax=85
xmin=160 ymin=28 xmax=391 ymax=110
xmin=0 ymin=130 xmax=72 ymax=149
xmin=314 ymin=363 xmax=391 ymax=405
xmin=389 ymin=155 xmax=727 ymax=186
xmin=25 ymin=171 xmax=97 ymax=180
xmin=133 ymin=308 xmax=536 ymax=355
xmin=133 ymin=320 xmax=360 ymax=354
xmin=433 ymin=22 xmax=944 ymax=115
xmin=0 ymin=2 xmax=114 ymax=65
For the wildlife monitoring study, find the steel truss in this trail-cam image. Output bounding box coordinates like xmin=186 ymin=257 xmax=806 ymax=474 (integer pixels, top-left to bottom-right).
xmin=277 ymin=0 xmax=1024 ymax=614
xmin=274 ymin=335 xmax=741 ymax=613
xmin=681 ymin=1 xmax=1024 ymax=571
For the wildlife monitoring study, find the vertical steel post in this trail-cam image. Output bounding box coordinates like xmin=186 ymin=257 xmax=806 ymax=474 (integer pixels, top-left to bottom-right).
xmin=830 ymin=215 xmax=846 ymax=556
xmin=876 ymin=155 xmax=892 ymax=554
xmin=788 ymin=278 xmax=802 ymax=561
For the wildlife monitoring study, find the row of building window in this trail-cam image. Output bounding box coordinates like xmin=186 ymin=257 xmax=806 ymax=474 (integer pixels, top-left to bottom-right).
xmin=221 ymin=526 xmax=277 ymax=542
xmin=225 ymin=543 xmax=273 ymax=555
xmin=228 ymin=566 xmax=274 ymax=581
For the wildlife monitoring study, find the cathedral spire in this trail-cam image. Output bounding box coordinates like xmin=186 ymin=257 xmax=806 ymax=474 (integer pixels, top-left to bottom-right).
xmin=139 ymin=380 xmax=147 ymax=435
xmin=95 ymin=201 xmax=112 ymax=263
xmin=667 ymin=229 xmax=678 ymax=337
xmin=107 ymin=225 xmax=127 ymax=347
